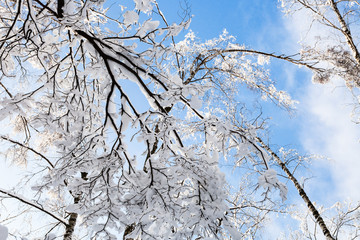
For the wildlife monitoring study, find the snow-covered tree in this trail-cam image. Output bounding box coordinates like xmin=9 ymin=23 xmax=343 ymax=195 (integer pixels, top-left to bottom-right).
xmin=280 ymin=0 xmax=360 ymax=121
xmin=0 ymin=0 xmax=356 ymax=239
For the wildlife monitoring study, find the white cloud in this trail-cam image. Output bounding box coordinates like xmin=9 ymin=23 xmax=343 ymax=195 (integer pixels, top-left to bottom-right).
xmin=260 ymin=4 xmax=360 ymax=238
xmin=300 ymin=81 xmax=360 ymax=200
xmin=281 ymin=4 xmax=360 ymax=201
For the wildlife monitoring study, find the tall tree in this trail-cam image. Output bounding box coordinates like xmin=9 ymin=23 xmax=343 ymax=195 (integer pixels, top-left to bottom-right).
xmin=280 ymin=0 xmax=360 ymax=118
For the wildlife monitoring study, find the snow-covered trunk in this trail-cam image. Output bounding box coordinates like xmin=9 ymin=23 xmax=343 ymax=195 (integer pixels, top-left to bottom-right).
xmin=329 ymin=0 xmax=360 ymax=67
xmin=63 ymin=172 xmax=89 ymax=239
xmin=123 ymin=223 xmax=136 ymax=240
xmin=63 ymin=196 xmax=79 ymax=240
xmin=257 ymin=137 xmax=335 ymax=240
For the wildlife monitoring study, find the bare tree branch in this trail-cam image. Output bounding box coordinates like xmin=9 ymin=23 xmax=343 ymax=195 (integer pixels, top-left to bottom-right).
xmin=0 ymin=188 xmax=66 ymax=225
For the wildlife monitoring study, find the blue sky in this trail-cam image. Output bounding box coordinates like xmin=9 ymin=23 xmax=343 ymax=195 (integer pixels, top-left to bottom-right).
xmin=156 ymin=0 xmax=360 ymax=237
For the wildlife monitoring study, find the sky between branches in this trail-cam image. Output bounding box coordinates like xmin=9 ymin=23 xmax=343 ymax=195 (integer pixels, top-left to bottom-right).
xmin=151 ymin=0 xmax=360 ymax=203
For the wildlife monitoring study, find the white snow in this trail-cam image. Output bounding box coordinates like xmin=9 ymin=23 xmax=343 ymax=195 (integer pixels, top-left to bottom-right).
xmin=123 ymin=11 xmax=139 ymax=25
xmin=134 ymin=0 xmax=153 ymax=13
xmin=258 ymin=168 xmax=278 ymax=189
xmin=258 ymin=168 xmax=288 ymax=201
xmin=139 ymin=20 xmax=160 ymax=37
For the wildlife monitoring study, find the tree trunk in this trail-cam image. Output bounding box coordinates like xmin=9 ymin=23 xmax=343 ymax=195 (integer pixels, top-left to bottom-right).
xmin=123 ymin=223 xmax=136 ymax=240
xmin=257 ymin=137 xmax=335 ymax=240
xmin=58 ymin=0 xmax=64 ymax=18
xmin=63 ymin=196 xmax=79 ymax=240
xmin=329 ymin=0 xmax=360 ymax=67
